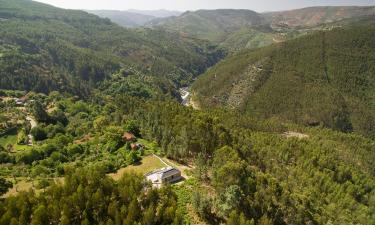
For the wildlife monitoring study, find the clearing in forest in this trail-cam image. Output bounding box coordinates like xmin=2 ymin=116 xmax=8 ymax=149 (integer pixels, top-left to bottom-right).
xmin=109 ymin=155 xmax=167 ymax=180
xmin=283 ymin=131 xmax=309 ymax=139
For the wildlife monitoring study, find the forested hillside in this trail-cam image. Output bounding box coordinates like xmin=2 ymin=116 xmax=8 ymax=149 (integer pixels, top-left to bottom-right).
xmin=149 ymin=9 xmax=281 ymax=52
xmin=149 ymin=9 xmax=266 ymax=42
xmin=192 ymin=26 xmax=375 ymax=137
xmin=0 ymin=0 xmax=223 ymax=98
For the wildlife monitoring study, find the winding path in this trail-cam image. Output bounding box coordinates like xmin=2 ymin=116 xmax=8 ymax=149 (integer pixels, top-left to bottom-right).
xmin=26 ymin=116 xmax=37 ymax=146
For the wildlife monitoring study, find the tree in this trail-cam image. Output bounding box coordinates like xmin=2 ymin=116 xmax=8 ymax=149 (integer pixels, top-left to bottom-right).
xmin=32 ymin=101 xmax=50 ymax=123
xmin=125 ymin=120 xmax=140 ymax=137
xmin=31 ymin=205 xmax=49 ymax=225
xmin=0 ymin=178 xmax=13 ymax=195
xmin=212 ymin=146 xmax=247 ymax=191
xmin=192 ymin=191 xmax=212 ymax=222
xmin=50 ymin=109 xmax=68 ymax=126
xmin=217 ymin=185 xmax=243 ymax=218
xmin=31 ymin=126 xmax=47 ymax=141
xmin=17 ymin=129 xmax=28 ymax=145
xmin=93 ymin=116 xmax=109 ymax=131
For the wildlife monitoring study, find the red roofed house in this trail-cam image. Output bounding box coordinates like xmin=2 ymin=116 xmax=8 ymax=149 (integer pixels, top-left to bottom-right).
xmin=123 ymin=132 xmax=136 ymax=142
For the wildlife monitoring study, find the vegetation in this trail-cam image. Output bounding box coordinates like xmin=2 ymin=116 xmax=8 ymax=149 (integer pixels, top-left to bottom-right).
xmin=0 ymin=167 xmax=181 ymax=225
xmin=0 ymin=0 xmax=223 ymax=98
xmin=264 ymin=6 xmax=375 ymax=28
xmin=1 ymin=1 xmax=375 ymax=225
xmin=151 ymin=7 xmax=375 ymax=52
xmin=192 ymin=26 xmax=375 ymax=137
xmin=0 ymin=88 xmax=373 ymax=224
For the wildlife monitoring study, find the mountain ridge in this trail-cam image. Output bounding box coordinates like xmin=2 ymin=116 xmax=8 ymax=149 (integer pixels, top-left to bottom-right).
xmin=146 ymin=6 xmax=375 ymax=51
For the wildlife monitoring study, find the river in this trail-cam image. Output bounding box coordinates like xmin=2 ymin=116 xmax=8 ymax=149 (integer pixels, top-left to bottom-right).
xmin=179 ymin=87 xmax=190 ymax=106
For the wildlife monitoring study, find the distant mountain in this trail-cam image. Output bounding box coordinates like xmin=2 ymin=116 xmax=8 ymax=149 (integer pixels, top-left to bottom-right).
xmin=147 ymin=9 xmax=279 ymax=51
xmin=86 ymin=10 xmax=156 ymax=27
xmin=87 ymin=9 xmax=182 ymax=28
xmin=149 ymin=9 xmax=266 ymax=42
xmin=149 ymin=7 xmax=375 ymax=51
xmin=191 ymin=26 xmax=375 ymax=137
xmin=264 ymin=6 xmax=375 ymax=28
xmin=127 ymin=9 xmax=182 ymax=18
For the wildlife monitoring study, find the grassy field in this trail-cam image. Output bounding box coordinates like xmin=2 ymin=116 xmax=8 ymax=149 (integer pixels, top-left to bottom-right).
xmin=109 ymin=155 xmax=167 ymax=180
xmin=0 ymin=133 xmax=17 ymax=148
xmin=2 ymin=177 xmax=63 ymax=198
xmin=2 ymin=179 xmax=34 ymax=198
xmin=0 ymin=132 xmax=32 ymax=152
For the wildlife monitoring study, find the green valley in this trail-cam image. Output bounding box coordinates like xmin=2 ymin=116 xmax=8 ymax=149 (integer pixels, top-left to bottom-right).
xmin=0 ymin=0 xmax=223 ymax=98
xmin=0 ymin=0 xmax=375 ymax=225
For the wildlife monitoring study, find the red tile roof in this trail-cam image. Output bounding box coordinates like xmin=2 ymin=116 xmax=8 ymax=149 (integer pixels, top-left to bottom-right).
xmin=123 ymin=132 xmax=136 ymax=141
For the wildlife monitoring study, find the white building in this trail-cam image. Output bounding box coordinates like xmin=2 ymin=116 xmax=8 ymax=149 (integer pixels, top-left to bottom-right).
xmin=145 ymin=167 xmax=182 ymax=187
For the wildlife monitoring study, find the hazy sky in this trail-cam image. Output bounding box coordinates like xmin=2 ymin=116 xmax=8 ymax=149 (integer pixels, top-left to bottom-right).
xmin=34 ymin=0 xmax=375 ymax=12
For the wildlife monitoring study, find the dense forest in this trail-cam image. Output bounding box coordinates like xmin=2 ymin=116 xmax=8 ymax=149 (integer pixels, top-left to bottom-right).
xmin=1 ymin=93 xmax=374 ymax=224
xmin=0 ymin=0 xmax=223 ymax=98
xmin=1 ymin=0 xmax=375 ymax=224
xmin=0 ymin=167 xmax=182 ymax=225
xmin=192 ymin=26 xmax=375 ymax=138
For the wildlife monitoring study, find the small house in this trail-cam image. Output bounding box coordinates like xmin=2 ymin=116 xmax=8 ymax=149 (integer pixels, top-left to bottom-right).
xmin=123 ymin=132 xmax=136 ymax=142
xmin=145 ymin=167 xmax=182 ymax=187
xmin=14 ymin=96 xmax=30 ymax=106
xmin=15 ymin=98 xmax=25 ymax=106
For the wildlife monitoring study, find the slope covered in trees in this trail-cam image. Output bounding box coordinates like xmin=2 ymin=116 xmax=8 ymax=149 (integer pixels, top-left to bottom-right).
xmin=149 ymin=9 xmax=266 ymax=42
xmin=149 ymin=9 xmax=282 ymax=52
xmin=0 ymin=0 xmax=223 ymax=97
xmin=1 ymin=93 xmax=374 ymax=224
xmin=192 ymin=26 xmax=375 ymax=137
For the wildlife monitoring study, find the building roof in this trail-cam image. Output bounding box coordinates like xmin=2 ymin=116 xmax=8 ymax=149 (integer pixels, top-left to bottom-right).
xmin=123 ymin=132 xmax=135 ymax=141
xmin=146 ymin=167 xmax=181 ymax=180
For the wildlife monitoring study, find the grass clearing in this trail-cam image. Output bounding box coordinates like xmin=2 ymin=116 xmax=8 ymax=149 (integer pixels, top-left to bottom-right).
xmin=2 ymin=179 xmax=34 ymax=198
xmin=109 ymin=155 xmax=166 ymax=180
xmin=0 ymin=133 xmax=17 ymax=148
xmin=2 ymin=177 xmax=64 ymax=198
xmin=0 ymin=133 xmax=32 ymax=152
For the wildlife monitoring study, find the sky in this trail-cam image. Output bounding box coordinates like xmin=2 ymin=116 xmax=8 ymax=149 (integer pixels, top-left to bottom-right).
xmin=34 ymin=0 xmax=375 ymax=12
